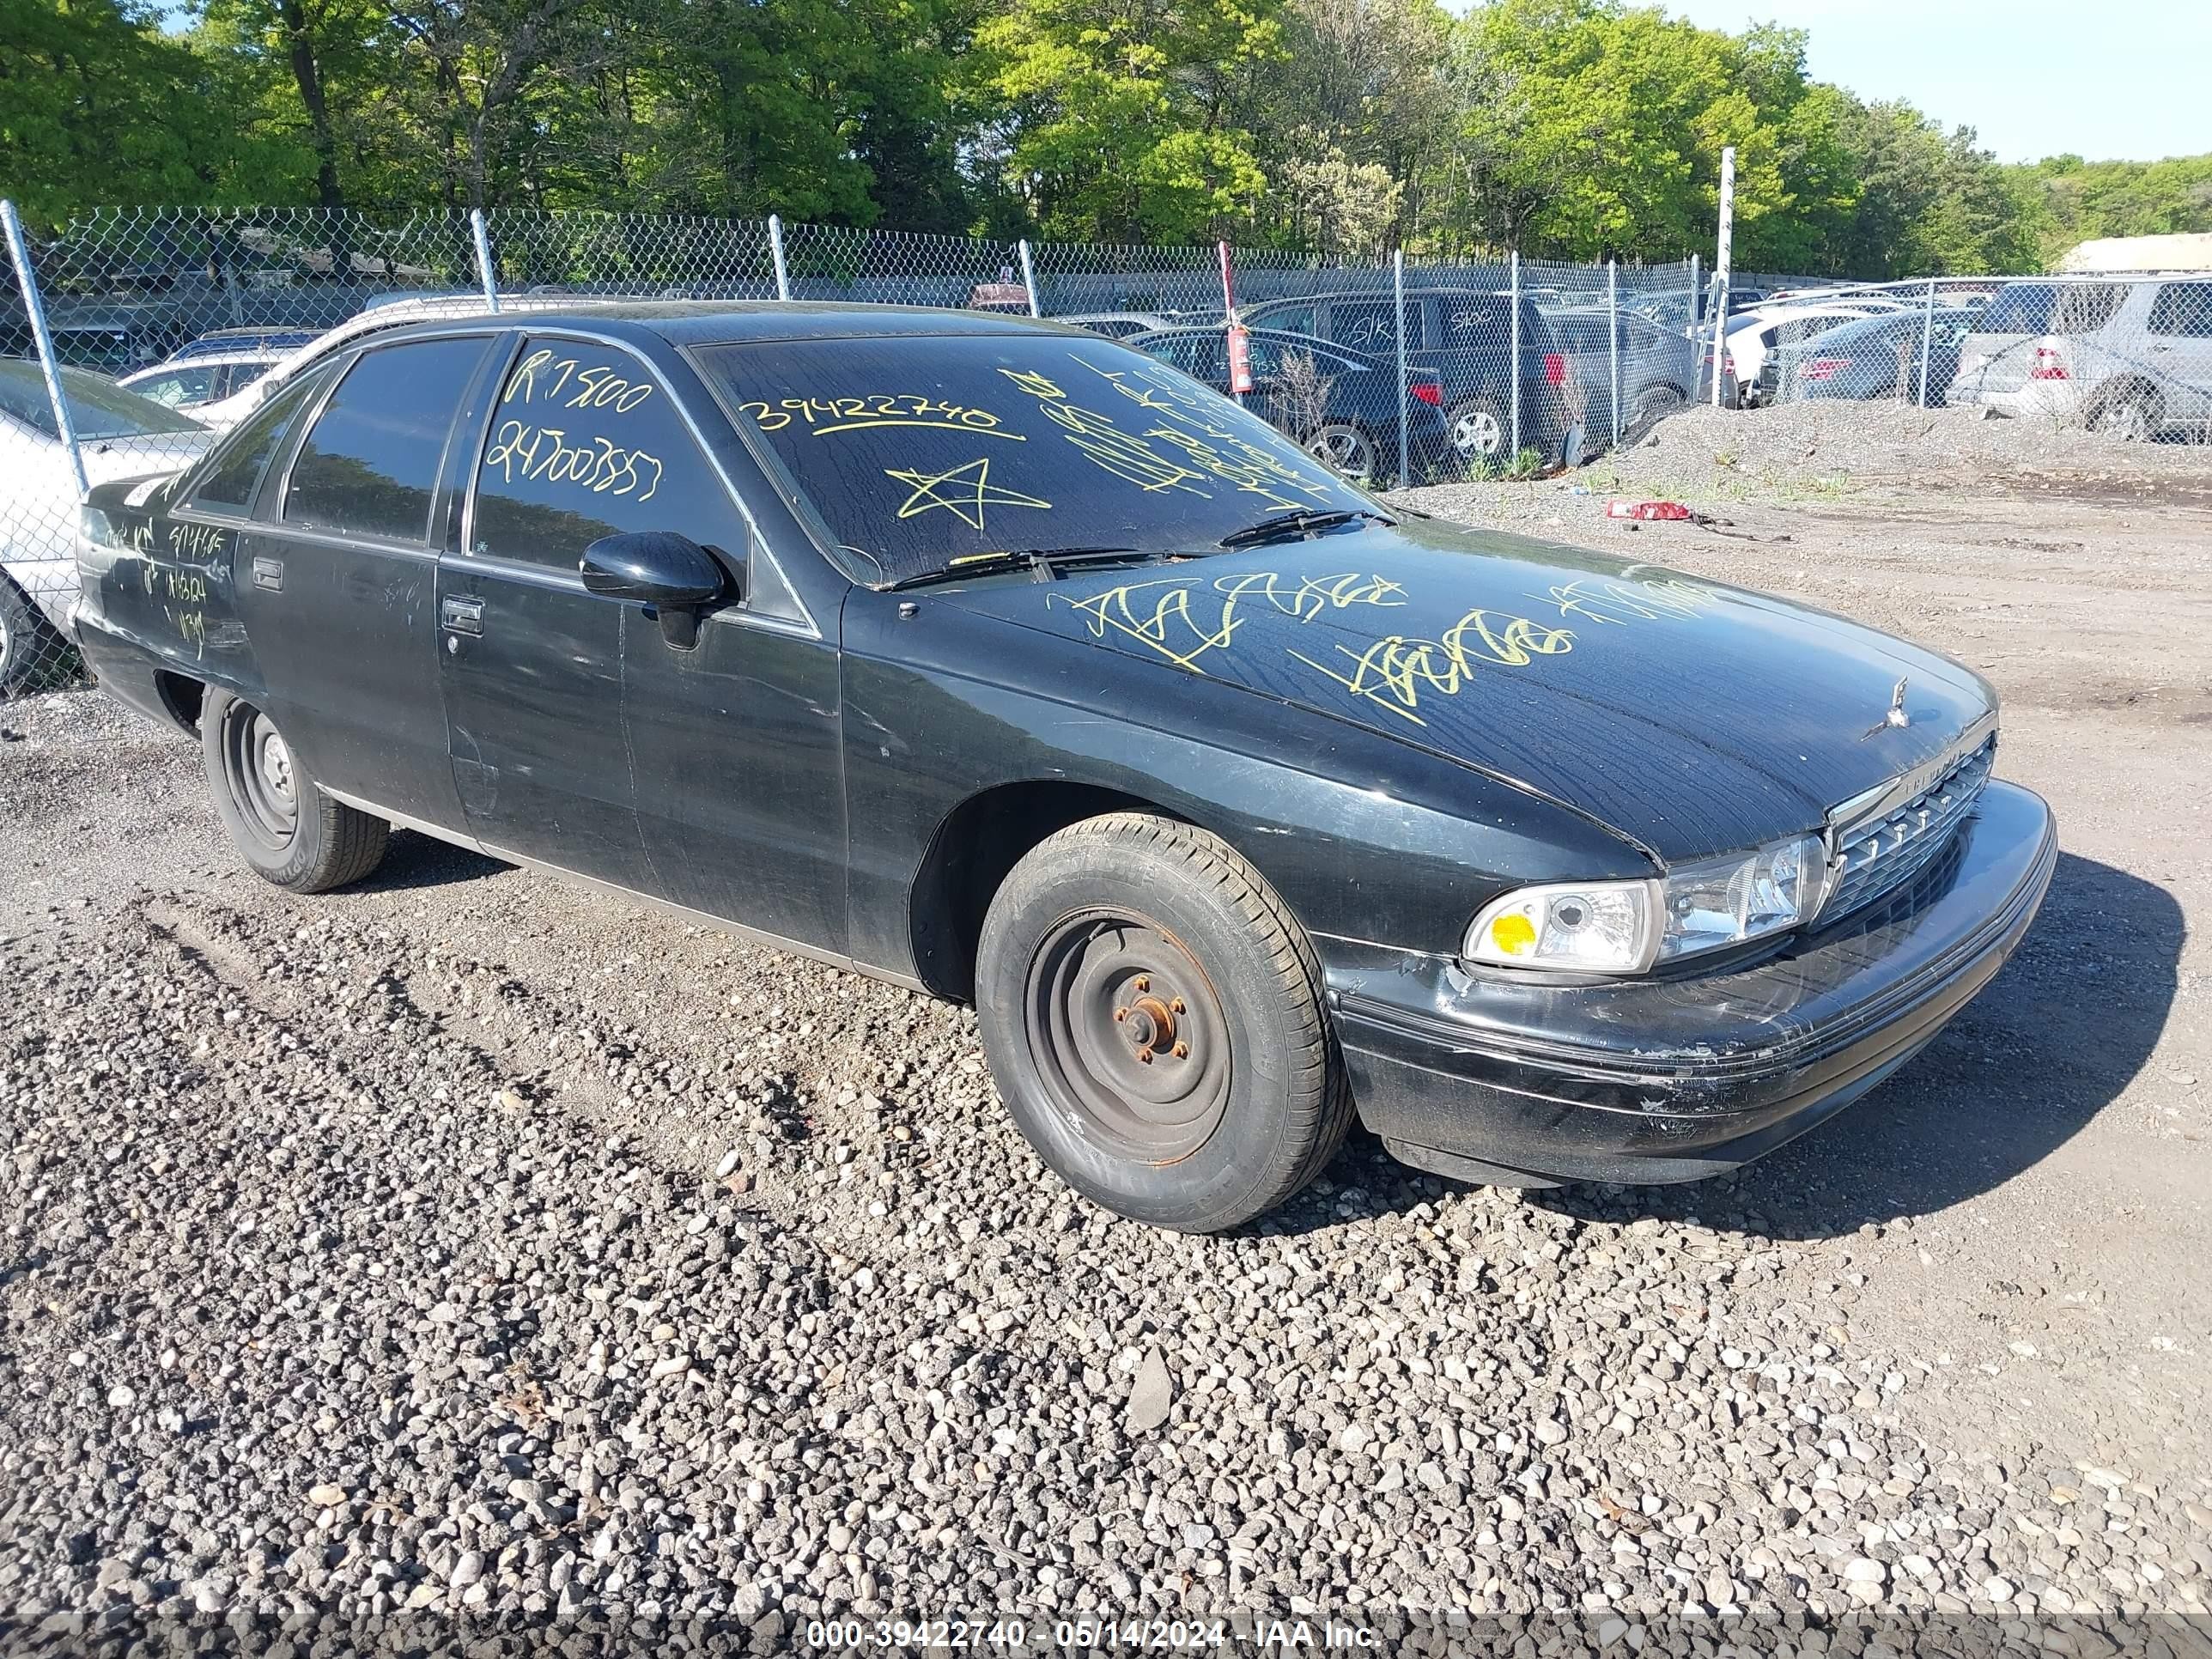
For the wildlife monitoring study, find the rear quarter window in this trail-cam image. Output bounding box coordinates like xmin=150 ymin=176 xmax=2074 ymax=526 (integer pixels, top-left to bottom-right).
xmin=183 ymin=364 xmax=338 ymax=514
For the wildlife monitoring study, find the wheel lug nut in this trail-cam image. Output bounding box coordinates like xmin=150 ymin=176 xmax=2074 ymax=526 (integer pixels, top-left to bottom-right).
xmin=1133 ymin=975 xmax=1150 ymax=992
xmin=1170 ymin=1042 xmax=1189 ymax=1060
xmin=1170 ymin=997 xmax=1185 ymax=1014
xmin=1113 ymin=1006 xmax=1128 ymax=1021
xmin=1136 ymin=1047 xmax=1154 ymax=1064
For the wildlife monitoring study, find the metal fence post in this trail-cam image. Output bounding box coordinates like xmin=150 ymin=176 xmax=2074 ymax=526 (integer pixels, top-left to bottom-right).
xmin=1689 ymin=254 xmax=1699 ymax=337
xmin=1917 ymin=276 xmax=1937 ymax=408
xmin=768 ymin=215 xmax=791 ymax=301
xmin=1607 ymin=258 xmax=1620 ymax=449
xmin=1018 ymin=240 xmax=1040 ymax=318
xmin=1509 ymin=250 xmax=1522 ymax=460
xmin=2 ymin=199 xmax=88 ymax=501
xmin=1710 ymin=146 xmax=1735 ymax=408
xmin=469 ymin=209 xmax=501 ymax=313
xmin=1393 ymin=248 xmax=1410 ymax=486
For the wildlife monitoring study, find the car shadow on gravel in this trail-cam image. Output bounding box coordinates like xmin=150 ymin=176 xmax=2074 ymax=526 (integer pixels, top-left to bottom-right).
xmin=353 ymin=829 xmax=512 ymax=890
xmin=1286 ymin=852 xmax=2179 ymax=1242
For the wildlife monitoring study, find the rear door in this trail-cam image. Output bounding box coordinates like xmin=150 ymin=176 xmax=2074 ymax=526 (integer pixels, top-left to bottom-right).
xmin=236 ymin=333 xmax=492 ymax=829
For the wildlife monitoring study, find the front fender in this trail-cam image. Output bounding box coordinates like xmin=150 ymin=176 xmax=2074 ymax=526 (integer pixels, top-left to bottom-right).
xmin=839 ymin=589 xmax=1653 ymax=980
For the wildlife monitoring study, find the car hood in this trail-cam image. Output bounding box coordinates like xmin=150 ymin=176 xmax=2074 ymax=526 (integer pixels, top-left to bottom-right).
xmin=931 ymin=518 xmax=1994 ymax=862
xmin=79 ymin=434 xmax=211 ymax=485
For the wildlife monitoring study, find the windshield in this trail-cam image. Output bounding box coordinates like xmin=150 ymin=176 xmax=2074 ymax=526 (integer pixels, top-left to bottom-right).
xmin=699 ymin=334 xmax=1373 ymax=585
xmin=0 ymin=359 xmax=204 ymax=441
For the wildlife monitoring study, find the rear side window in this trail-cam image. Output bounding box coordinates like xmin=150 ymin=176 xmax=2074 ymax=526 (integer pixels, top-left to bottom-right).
xmin=2148 ymin=284 xmax=2212 ymax=337
xmin=1978 ymin=285 xmax=2055 ymax=334
xmin=2051 ymin=284 xmax=2125 ymax=333
xmin=283 ymin=337 xmax=488 ymax=543
xmin=1438 ymin=296 xmax=1508 ymax=343
xmin=1331 ymin=301 xmax=1417 ymax=352
xmin=470 ymin=336 xmax=750 ymax=574
xmin=185 ymin=365 xmax=337 ymax=514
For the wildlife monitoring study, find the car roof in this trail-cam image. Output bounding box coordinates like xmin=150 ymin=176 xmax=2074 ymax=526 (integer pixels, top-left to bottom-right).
xmin=123 ymin=350 xmax=282 ymax=374
xmin=304 ymin=298 xmax=1098 ymax=355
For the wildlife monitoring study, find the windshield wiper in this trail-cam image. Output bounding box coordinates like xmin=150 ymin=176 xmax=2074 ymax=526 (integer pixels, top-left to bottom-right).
xmin=884 ymin=546 xmax=1154 ymax=590
xmin=1217 ymin=507 xmax=1394 ymax=550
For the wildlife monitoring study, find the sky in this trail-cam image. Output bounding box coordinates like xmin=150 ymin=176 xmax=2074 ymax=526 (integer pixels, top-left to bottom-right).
xmin=1666 ymin=0 xmax=2210 ymax=164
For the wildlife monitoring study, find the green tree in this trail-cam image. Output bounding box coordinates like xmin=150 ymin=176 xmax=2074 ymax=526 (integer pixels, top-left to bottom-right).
xmin=978 ymin=0 xmax=1281 ymax=240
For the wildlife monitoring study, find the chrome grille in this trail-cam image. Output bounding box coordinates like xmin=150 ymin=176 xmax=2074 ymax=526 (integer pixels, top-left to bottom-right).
xmin=1823 ymin=737 xmax=1996 ymax=923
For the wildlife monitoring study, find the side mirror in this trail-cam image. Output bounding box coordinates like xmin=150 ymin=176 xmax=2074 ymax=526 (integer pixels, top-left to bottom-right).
xmin=580 ymin=530 xmax=737 ymax=650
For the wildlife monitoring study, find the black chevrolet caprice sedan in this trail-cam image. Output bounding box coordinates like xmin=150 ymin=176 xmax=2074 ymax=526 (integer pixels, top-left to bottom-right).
xmin=73 ymin=302 xmax=2057 ymax=1232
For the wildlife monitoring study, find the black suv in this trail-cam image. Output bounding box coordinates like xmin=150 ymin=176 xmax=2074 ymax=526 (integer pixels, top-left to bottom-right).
xmin=1238 ymin=288 xmax=1570 ymax=467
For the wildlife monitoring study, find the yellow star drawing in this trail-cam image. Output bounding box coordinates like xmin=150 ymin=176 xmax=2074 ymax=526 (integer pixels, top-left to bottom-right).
xmin=884 ymin=457 xmax=1054 ymax=531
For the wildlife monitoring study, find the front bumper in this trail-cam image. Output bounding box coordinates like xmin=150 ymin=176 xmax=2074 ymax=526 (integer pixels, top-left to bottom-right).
xmin=1331 ymin=780 xmax=2057 ymax=1188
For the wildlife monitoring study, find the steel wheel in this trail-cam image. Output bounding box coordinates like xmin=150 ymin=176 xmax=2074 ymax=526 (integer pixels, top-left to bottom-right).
xmin=1303 ymin=422 xmax=1378 ymax=485
xmin=221 ymin=702 xmax=299 ymax=852
xmin=1023 ymin=909 xmax=1232 ymax=1165
xmin=1447 ymin=398 xmax=1504 ymax=459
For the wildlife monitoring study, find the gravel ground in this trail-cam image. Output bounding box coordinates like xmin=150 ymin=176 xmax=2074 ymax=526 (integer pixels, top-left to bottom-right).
xmin=3 ymin=405 xmax=2209 ymax=1650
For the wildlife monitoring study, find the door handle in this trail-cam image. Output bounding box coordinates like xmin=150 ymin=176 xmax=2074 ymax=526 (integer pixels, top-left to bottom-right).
xmin=441 ymin=594 xmax=485 ymax=636
xmin=252 ymin=556 xmax=283 ymax=592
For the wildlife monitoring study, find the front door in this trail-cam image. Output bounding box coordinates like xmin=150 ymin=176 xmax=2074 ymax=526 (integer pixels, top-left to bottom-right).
xmin=438 ymin=333 xmax=657 ymax=890
xmin=234 ymin=334 xmax=491 ymax=829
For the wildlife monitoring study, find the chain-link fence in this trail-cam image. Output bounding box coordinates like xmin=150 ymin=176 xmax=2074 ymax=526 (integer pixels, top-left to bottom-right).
xmin=1 ymin=200 xmax=1823 ymax=696
xmin=1735 ymin=273 xmax=2212 ymax=441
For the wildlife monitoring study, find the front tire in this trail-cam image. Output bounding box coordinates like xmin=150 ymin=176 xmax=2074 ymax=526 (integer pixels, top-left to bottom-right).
xmin=0 ymin=575 xmax=68 ymax=694
xmin=202 ymin=689 xmax=389 ymax=892
xmin=975 ymin=813 xmax=1353 ymax=1232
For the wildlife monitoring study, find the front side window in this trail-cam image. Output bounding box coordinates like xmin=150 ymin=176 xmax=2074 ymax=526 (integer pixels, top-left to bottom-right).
xmin=471 ymin=336 xmax=751 ymax=574
xmin=702 ymin=333 xmax=1370 ymax=586
xmin=184 ymin=363 xmax=339 ymax=514
xmin=1249 ymin=301 xmax=1315 ymax=337
xmin=283 ymin=337 xmax=488 ymax=542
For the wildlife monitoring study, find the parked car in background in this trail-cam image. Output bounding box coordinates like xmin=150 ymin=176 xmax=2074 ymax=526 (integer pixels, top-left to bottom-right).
xmin=74 ymin=301 xmax=2054 ymax=1231
xmin=1948 ymin=279 xmax=2212 ymax=439
xmin=1239 ymin=289 xmax=1570 ymax=466
xmin=1541 ymin=307 xmax=1732 ymax=434
xmin=1763 ymin=308 xmax=1978 ymax=406
xmin=1124 ymin=326 xmax=1451 ymax=486
xmin=187 ymin=294 xmax=593 ymax=430
xmin=1062 ymin=312 xmax=1173 ymax=339
xmin=120 ymin=348 xmax=288 ymax=411
xmin=1724 ymin=299 xmax=1912 ymax=402
xmin=0 ymin=359 xmax=213 ymax=687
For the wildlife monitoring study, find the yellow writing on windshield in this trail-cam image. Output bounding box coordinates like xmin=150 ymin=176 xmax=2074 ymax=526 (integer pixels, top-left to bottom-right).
xmin=884 ymin=457 xmax=1053 ymax=531
xmin=1288 ymin=609 xmax=1575 ymax=726
xmin=741 ymin=394 xmax=1015 ymax=441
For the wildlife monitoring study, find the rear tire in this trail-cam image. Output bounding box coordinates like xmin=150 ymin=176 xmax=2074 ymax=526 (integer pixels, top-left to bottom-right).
xmin=1303 ymin=422 xmax=1380 ymax=486
xmin=202 ymin=688 xmax=388 ymax=892
xmin=1445 ymin=396 xmax=1505 ymax=463
xmin=975 ymin=813 xmax=1353 ymax=1232
xmin=2090 ymin=386 xmax=2161 ymax=443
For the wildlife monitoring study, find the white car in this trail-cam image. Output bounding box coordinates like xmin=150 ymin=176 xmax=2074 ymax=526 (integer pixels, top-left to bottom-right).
xmin=1 ymin=360 xmax=214 ymax=687
xmin=1949 ymin=279 xmax=2212 ymax=438
xmin=189 ymin=293 xmax=618 ymax=430
xmin=118 ymin=349 xmax=287 ymax=412
xmin=1723 ymin=300 xmax=1911 ymax=403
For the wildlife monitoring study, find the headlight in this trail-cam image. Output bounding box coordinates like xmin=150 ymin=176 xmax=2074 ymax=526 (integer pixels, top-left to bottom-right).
xmin=1465 ymin=834 xmax=1826 ymax=974
xmin=79 ymin=506 xmax=114 ymax=548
